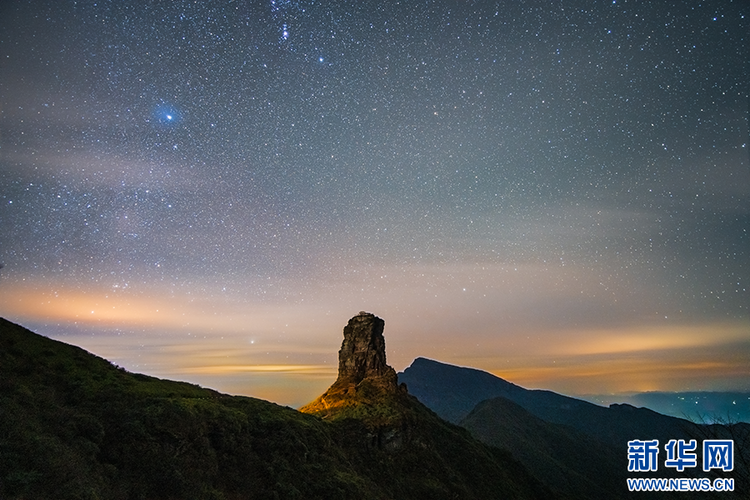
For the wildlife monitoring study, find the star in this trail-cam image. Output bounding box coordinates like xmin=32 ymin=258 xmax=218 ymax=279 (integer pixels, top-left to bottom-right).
xmin=155 ymin=104 xmax=180 ymax=125
xmin=0 ymin=0 xmax=747 ymax=407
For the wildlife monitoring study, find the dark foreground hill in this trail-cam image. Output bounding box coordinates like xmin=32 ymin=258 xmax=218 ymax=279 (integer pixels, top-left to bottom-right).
xmin=461 ymin=396 xmax=626 ymax=499
xmin=0 ymin=317 xmax=550 ymax=499
xmin=399 ymin=357 xmax=749 ymax=499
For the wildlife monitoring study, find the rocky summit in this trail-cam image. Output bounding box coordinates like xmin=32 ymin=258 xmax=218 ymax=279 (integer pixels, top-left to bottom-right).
xmin=337 ymin=312 xmax=394 ymax=385
xmin=299 ymin=312 xmax=404 ymax=422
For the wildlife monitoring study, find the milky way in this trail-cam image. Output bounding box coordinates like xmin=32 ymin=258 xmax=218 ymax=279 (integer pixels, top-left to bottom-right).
xmin=1 ymin=1 xmax=748 ymax=406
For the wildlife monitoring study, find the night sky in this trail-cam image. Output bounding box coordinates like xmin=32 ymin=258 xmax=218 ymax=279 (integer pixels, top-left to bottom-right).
xmin=1 ymin=0 xmax=748 ymax=407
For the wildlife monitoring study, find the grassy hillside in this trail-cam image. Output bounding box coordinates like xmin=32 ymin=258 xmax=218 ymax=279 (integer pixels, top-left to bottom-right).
xmin=461 ymin=397 xmax=626 ymax=499
xmin=0 ymin=318 xmax=550 ymax=499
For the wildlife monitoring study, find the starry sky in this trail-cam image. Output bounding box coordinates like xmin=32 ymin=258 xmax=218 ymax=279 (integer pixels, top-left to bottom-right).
xmin=1 ymin=0 xmax=748 ymax=407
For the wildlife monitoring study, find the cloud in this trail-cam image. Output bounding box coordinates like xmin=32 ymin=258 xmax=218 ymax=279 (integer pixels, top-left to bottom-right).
xmin=557 ymin=323 xmax=749 ymax=356
xmin=2 ymin=257 xmax=747 ymax=406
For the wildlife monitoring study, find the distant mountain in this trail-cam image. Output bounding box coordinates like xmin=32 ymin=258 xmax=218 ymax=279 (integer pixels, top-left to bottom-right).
xmin=400 ymin=357 xmax=705 ymax=445
xmin=1 ymin=317 xmax=550 ymax=499
xmin=397 ymin=356 xmax=534 ymax=424
xmin=399 ymin=357 xmax=749 ymax=498
xmin=461 ymin=396 xmax=627 ymax=499
xmin=585 ymin=392 xmax=750 ymax=424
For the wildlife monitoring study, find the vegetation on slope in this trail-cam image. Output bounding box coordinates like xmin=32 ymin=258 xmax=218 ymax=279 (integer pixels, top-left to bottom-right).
xmin=461 ymin=397 xmax=626 ymax=500
xmin=0 ymin=318 xmax=550 ymax=499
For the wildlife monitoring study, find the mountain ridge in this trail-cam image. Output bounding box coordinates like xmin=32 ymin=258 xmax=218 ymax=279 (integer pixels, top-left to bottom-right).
xmin=399 ymin=356 xmax=700 ymax=445
xmin=1 ymin=316 xmax=551 ymax=499
xmin=398 ymin=356 xmax=748 ymax=498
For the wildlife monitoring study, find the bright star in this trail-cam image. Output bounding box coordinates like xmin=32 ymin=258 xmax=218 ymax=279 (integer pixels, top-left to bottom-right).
xmin=155 ymin=104 xmax=180 ymax=125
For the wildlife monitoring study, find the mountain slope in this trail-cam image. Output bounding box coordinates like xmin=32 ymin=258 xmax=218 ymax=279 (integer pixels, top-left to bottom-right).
xmin=1 ymin=317 xmax=551 ymax=499
xmin=399 ymin=357 xmax=749 ymax=498
xmin=461 ymin=397 xmax=626 ymax=499
xmin=399 ymin=357 xmax=702 ymax=446
xmin=0 ymin=317 xmax=378 ymax=499
xmin=298 ymin=312 xmax=553 ymax=499
xmin=397 ymin=356 xmax=530 ymax=424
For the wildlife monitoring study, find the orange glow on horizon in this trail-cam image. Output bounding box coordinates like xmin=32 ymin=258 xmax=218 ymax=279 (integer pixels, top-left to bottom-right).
xmin=2 ymin=281 xmax=748 ymax=406
xmin=177 ymin=364 xmax=337 ymax=376
xmin=494 ymin=356 xmax=750 ymax=395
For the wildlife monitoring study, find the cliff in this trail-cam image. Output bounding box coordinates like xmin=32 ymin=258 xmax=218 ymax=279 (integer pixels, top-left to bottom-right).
xmin=299 ymin=312 xmax=405 ymax=423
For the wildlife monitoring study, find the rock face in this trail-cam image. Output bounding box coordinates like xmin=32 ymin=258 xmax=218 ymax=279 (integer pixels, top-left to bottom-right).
xmin=337 ymin=312 xmax=394 ymax=386
xmin=299 ymin=312 xmax=401 ymax=418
